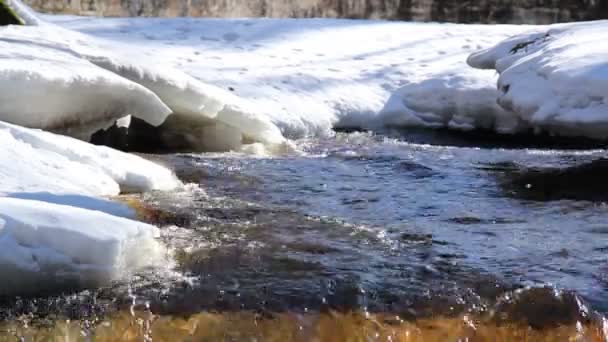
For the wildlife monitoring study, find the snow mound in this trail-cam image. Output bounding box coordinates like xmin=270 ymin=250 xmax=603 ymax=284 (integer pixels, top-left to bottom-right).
xmin=0 ymin=121 xmax=181 ymax=196
xmin=378 ymin=67 xmax=522 ymax=133
xmin=374 ymin=25 xmax=530 ymax=133
xmin=468 ymin=21 xmax=608 ymax=139
xmin=0 ymin=197 xmax=164 ymax=296
xmin=0 ymin=24 xmax=171 ymax=140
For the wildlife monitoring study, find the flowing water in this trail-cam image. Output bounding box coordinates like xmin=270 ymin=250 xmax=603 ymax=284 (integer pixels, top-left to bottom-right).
xmin=2 ymin=130 xmax=608 ymax=340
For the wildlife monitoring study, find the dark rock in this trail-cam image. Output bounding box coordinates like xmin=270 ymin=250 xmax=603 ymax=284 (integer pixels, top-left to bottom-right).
xmin=0 ymin=0 xmax=23 ymax=25
xmin=501 ymin=158 xmax=608 ymax=202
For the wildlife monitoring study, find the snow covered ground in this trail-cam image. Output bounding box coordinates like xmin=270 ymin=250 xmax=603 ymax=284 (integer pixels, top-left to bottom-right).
xmin=46 ymin=15 xmax=531 ymax=139
xmin=468 ymin=20 xmax=608 ymax=139
xmin=7 ymin=2 xmax=608 ymax=144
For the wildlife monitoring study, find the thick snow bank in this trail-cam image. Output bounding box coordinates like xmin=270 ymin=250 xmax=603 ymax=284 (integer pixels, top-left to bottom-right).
xmin=0 ymin=24 xmax=171 ymax=140
xmin=468 ymin=21 xmax=608 ymax=139
xmin=0 ymin=121 xmax=181 ymax=196
xmin=0 ymin=122 xmax=179 ymax=295
xmin=375 ymin=24 xmax=535 ymax=133
xmin=2 ymin=5 xmax=286 ymax=152
xmin=0 ymin=197 xmax=164 ymax=296
xmin=48 ymin=16 xmax=532 ymax=138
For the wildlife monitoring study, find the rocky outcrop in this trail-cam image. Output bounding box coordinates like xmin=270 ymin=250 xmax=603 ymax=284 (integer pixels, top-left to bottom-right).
xmin=24 ymin=0 xmax=608 ymax=23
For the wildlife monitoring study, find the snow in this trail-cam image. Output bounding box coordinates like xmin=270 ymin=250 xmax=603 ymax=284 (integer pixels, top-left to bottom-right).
xmin=46 ymin=15 xmax=531 ymax=139
xmin=86 ymin=53 xmax=286 ymax=151
xmin=0 ymin=24 xmax=172 ymax=140
xmin=0 ymin=2 xmax=186 ymax=296
xmin=0 ymin=197 xmax=164 ymax=296
xmin=0 ymin=15 xmax=286 ymax=151
xmin=8 ymin=2 xmax=607 ymax=144
xmin=468 ymin=21 xmax=608 ymax=139
xmin=6 ymin=192 xmax=135 ymax=218
xmin=0 ymin=121 xmax=181 ymax=196
xmin=0 ymin=121 xmax=181 ymax=295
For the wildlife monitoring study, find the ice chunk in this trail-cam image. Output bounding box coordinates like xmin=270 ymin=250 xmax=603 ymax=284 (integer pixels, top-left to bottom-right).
xmin=0 ymin=24 xmax=171 ymax=140
xmin=0 ymin=197 xmax=164 ymax=296
xmin=0 ymin=121 xmax=181 ymax=196
xmin=468 ymin=21 xmax=608 ymax=139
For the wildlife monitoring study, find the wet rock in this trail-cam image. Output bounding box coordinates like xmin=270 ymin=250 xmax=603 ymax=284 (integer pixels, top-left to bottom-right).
xmin=492 ymin=287 xmax=591 ymax=329
xmin=445 ymin=216 xmax=525 ymax=225
xmin=120 ymin=196 xmax=196 ymax=227
xmin=446 ymin=216 xmax=484 ymax=225
xmin=284 ymin=241 xmax=340 ymax=255
xmin=475 ymin=161 xmax=520 ymax=172
xmin=501 ymin=158 xmax=608 ymax=201
xmin=394 ymin=161 xmax=438 ymax=178
xmin=399 ymin=232 xmax=432 ymax=244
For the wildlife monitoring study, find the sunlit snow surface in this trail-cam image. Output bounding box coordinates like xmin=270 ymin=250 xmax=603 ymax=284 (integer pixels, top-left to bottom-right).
xmin=0 ymin=197 xmax=164 ymax=296
xmin=0 ymin=25 xmax=172 ymax=140
xmin=0 ymin=121 xmax=180 ymax=196
xmin=469 ymin=20 xmax=608 ymax=139
xmin=46 ymin=15 xmax=531 ymax=138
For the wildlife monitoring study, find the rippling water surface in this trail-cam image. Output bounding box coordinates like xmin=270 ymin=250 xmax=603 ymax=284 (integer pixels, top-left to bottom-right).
xmin=3 ymin=130 xmax=608 ymax=340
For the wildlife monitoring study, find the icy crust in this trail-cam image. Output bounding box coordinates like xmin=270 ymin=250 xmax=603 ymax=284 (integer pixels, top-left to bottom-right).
xmin=0 ymin=197 xmax=164 ymax=296
xmin=468 ymin=21 xmax=608 ymax=139
xmin=0 ymin=121 xmax=181 ymax=196
xmin=0 ymin=25 xmax=172 ymax=140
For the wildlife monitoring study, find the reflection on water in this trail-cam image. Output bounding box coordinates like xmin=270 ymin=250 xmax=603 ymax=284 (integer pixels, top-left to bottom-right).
xmin=2 ymin=131 xmax=608 ymax=339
